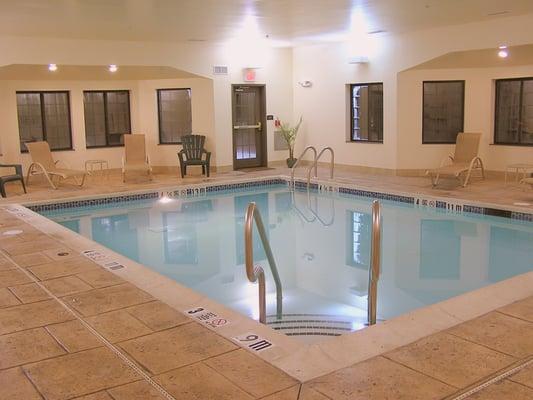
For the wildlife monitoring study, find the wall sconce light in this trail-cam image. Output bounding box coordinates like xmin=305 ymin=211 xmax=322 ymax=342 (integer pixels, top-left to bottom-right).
xmin=298 ymin=81 xmax=313 ymax=88
xmin=48 ymin=63 xmax=58 ymax=72
xmin=108 ymin=64 xmax=118 ymax=72
xmin=498 ymin=45 xmax=508 ymax=58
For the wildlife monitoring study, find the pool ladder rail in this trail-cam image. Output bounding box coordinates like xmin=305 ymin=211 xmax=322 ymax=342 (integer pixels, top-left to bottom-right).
xmin=244 ymin=202 xmax=283 ymax=324
xmin=368 ymin=200 xmax=381 ymax=326
xmin=290 ymin=146 xmax=335 ymax=188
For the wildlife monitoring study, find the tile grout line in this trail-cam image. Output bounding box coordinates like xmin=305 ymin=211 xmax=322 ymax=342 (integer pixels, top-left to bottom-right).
xmin=443 ymin=355 xmax=533 ymax=400
xmin=444 ymin=330 xmax=523 ymax=359
xmin=0 ymin=249 xmax=177 ymax=400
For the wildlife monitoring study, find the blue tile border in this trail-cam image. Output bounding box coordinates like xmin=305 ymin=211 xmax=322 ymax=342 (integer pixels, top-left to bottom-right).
xmin=25 ymin=177 xmax=533 ymax=223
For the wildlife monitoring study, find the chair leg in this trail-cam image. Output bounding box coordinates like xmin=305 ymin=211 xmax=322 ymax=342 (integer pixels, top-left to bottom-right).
xmin=0 ymin=182 xmax=6 ymax=198
xmin=183 ymin=165 xmax=187 ymax=177
xmin=206 ymin=163 xmax=210 ymax=178
xmin=202 ymin=165 xmax=205 ymax=175
xmin=20 ymin=177 xmax=26 ymax=193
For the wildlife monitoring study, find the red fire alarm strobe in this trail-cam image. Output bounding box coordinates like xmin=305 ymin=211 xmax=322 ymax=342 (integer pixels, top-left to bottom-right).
xmin=243 ymin=68 xmax=256 ymax=82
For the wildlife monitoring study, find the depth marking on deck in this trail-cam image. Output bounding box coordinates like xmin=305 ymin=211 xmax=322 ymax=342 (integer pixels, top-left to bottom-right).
xmin=185 ymin=307 xmax=230 ymax=328
xmin=233 ymin=333 xmax=275 ymax=353
xmin=82 ymin=249 xmax=125 ymax=270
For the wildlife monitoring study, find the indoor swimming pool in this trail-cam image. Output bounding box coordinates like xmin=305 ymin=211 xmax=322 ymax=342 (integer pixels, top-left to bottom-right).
xmin=39 ymin=183 xmax=533 ymax=338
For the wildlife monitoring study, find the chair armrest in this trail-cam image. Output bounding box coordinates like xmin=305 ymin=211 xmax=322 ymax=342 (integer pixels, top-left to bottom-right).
xmin=204 ymin=151 xmax=211 ymax=163
xmin=0 ymin=164 xmax=23 ymax=176
xmin=178 ymin=149 xmax=187 ymax=161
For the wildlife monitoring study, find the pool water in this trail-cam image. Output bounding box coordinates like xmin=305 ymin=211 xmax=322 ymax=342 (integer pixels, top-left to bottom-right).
xmin=41 ymin=184 xmax=533 ymax=338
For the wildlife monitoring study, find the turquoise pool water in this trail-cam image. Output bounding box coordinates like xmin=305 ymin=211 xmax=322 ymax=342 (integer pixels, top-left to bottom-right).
xmin=40 ymin=185 xmax=533 ymax=337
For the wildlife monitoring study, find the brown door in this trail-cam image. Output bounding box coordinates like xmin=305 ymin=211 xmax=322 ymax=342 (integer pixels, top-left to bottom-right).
xmin=232 ymin=85 xmax=266 ymax=169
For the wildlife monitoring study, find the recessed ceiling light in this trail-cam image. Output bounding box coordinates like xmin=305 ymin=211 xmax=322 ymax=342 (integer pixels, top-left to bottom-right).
xmin=48 ymin=63 xmax=58 ymax=72
xmin=498 ymin=45 xmax=508 ymax=58
xmin=108 ymin=64 xmax=118 ymax=72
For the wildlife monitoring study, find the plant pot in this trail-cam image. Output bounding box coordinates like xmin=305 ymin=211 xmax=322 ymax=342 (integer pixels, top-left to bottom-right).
xmin=286 ymin=157 xmax=297 ymax=168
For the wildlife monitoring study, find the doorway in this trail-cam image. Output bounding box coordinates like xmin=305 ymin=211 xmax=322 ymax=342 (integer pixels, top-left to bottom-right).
xmin=232 ymin=85 xmax=267 ymax=169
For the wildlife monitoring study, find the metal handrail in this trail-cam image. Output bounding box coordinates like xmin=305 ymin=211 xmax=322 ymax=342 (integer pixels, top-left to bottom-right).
xmin=290 ymin=146 xmax=317 ymax=187
xmin=367 ymin=200 xmax=381 ymax=325
xmin=244 ymin=202 xmax=283 ymax=324
xmin=306 ymin=147 xmax=334 ymax=188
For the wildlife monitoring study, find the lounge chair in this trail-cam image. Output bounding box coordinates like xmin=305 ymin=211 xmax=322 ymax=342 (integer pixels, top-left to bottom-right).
xmin=122 ymin=134 xmax=152 ymax=182
xmin=520 ymin=177 xmax=533 ymax=189
xmin=178 ymin=134 xmax=211 ymax=178
xmin=427 ymin=132 xmax=485 ymax=187
xmin=0 ymin=163 xmax=26 ymax=197
xmin=26 ymin=142 xmax=86 ymax=189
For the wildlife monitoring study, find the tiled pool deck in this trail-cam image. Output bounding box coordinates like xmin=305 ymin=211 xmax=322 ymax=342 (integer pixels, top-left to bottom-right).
xmin=0 ymin=168 xmax=532 ymax=399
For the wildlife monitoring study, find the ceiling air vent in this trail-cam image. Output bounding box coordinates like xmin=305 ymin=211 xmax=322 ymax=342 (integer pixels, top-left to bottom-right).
xmin=213 ymin=65 xmax=228 ymax=75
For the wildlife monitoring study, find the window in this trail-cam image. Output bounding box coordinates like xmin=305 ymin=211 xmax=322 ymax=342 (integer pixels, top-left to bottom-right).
xmin=494 ymin=78 xmax=533 ymax=146
xmin=422 ymin=81 xmax=465 ymax=144
xmin=346 ymin=211 xmax=371 ymax=269
xmin=16 ymin=91 xmax=72 ymax=152
xmin=83 ymin=90 xmax=131 ymax=148
xmin=157 ymin=88 xmax=192 ymax=144
xmin=350 ymin=83 xmax=383 ymax=142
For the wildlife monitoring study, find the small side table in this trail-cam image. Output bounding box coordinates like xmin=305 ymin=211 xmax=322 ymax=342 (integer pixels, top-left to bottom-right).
xmin=504 ymin=163 xmax=533 ymax=184
xmin=85 ymin=160 xmax=109 ymax=180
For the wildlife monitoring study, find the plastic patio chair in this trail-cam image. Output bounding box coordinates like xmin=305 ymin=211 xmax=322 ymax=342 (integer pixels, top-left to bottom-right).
xmin=122 ymin=134 xmax=152 ymax=182
xmin=0 ymin=163 xmax=26 ymax=197
xmin=26 ymin=141 xmax=86 ymax=190
xmin=178 ymin=134 xmax=211 ymax=178
xmin=426 ymin=132 xmax=485 ymax=187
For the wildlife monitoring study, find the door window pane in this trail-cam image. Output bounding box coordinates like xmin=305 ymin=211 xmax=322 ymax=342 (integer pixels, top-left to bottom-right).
xmin=83 ymin=90 xmax=131 ymax=148
xmin=350 ymin=83 xmax=383 ymax=142
xmin=496 ymin=78 xmax=533 ymax=145
xmin=16 ymin=91 xmax=72 ymax=152
xmin=423 ymin=81 xmax=464 ymax=143
xmin=157 ymin=88 xmax=192 ymax=144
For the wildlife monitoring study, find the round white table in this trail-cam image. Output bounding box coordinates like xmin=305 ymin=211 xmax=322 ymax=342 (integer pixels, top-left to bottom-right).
xmin=85 ymin=159 xmax=109 ymax=179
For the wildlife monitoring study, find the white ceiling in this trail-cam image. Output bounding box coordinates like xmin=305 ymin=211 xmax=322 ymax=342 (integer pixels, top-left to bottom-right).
xmin=0 ymin=0 xmax=531 ymax=46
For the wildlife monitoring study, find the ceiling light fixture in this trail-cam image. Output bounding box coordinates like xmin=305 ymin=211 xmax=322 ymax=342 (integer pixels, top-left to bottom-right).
xmin=498 ymin=45 xmax=508 ymax=58
xmin=48 ymin=63 xmax=58 ymax=72
xmin=108 ymin=64 xmax=118 ymax=72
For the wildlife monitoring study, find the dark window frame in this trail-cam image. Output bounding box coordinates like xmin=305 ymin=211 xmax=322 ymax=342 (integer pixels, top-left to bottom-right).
xmin=422 ymin=80 xmax=465 ymax=144
xmin=349 ymin=82 xmax=384 ymax=143
xmin=83 ymin=89 xmax=132 ymax=149
xmin=494 ymin=77 xmax=533 ymax=147
xmin=157 ymin=88 xmax=193 ymax=145
xmin=16 ymin=90 xmax=73 ymax=153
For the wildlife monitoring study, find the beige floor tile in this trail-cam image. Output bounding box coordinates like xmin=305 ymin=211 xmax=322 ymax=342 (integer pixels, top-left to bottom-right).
xmin=62 ymin=283 xmax=154 ymax=317
xmin=42 ymin=247 xmax=78 ymax=261
xmin=509 ymin=364 xmax=533 ymax=389
xmin=154 ymin=362 xmax=253 ymax=400
xmin=76 ymin=269 xmax=124 ymax=288
xmin=3 ymin=238 xmax=60 ymax=256
xmin=0 ymin=367 xmax=43 ymax=400
xmin=498 ymin=297 xmax=533 ymax=322
xmin=107 ymin=380 xmax=167 ymax=399
xmin=11 ymin=252 xmax=53 ymax=268
xmin=206 ymin=349 xmax=297 ymax=398
xmin=0 ymin=287 xmax=21 ymax=308
xmin=308 ymin=356 xmax=454 ymax=400
xmin=259 ymin=386 xmax=300 ymax=400
xmin=385 ymin=332 xmax=516 ymax=388
xmin=125 ymin=300 xmax=190 ymax=331
xmin=24 ymin=347 xmax=139 ymax=400
xmin=28 ymin=257 xmax=100 ymax=281
xmin=119 ymin=323 xmax=236 ymax=374
xmin=447 ymin=312 xmax=533 ymax=358
xmin=46 ymin=319 xmax=103 ymax=353
xmin=73 ymin=391 xmax=114 ymax=400
xmin=86 ymin=309 xmax=152 ymax=343
xmin=0 ymin=299 xmax=74 ymax=335
xmin=0 ymin=257 xmax=16 ymax=271
xmin=299 ymin=386 xmax=331 ymax=400
xmin=41 ymin=275 xmax=93 ymax=297
xmin=9 ymin=282 xmax=51 ymax=303
xmin=0 ymin=269 xmax=33 ymax=288
xmin=0 ymin=327 xmax=66 ymax=369
xmin=466 ymin=379 xmax=533 ymax=399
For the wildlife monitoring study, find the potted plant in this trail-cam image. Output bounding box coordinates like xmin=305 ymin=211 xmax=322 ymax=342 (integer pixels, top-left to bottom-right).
xmin=275 ymin=116 xmax=302 ymax=168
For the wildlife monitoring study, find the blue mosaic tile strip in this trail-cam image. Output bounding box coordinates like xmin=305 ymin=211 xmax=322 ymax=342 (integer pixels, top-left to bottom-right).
xmin=511 ymin=211 xmax=533 ymax=222
xmin=436 ymin=201 xmax=447 ymax=209
xmin=200 ymin=178 xmax=286 ymax=194
xmin=338 ymin=187 xmax=414 ymax=204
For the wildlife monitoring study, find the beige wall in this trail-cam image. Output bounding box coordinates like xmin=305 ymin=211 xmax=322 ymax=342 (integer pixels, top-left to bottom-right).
xmin=0 ymin=36 xmax=294 ymax=170
xmin=0 ymin=77 xmax=215 ymax=171
xmin=293 ymin=13 xmax=533 ymax=172
xmin=397 ymin=65 xmax=533 ymax=172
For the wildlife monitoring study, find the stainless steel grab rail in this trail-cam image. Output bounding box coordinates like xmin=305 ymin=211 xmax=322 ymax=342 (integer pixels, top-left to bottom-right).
xmin=244 ymin=202 xmax=283 ymax=324
xmin=367 ymin=200 xmax=381 ymax=325
xmin=290 ymin=146 xmax=317 ymax=187
xmin=306 ymin=147 xmax=334 ymax=188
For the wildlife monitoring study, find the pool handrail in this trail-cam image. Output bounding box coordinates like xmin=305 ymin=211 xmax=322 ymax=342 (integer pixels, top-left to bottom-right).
xmin=290 ymin=146 xmax=317 ymax=187
xmin=306 ymin=147 xmax=334 ymax=188
xmin=244 ymin=202 xmax=283 ymax=324
xmin=368 ymin=200 xmax=381 ymax=325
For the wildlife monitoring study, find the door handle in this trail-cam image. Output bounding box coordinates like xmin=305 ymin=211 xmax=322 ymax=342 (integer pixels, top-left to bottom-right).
xmin=234 ymin=123 xmax=262 ymax=130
